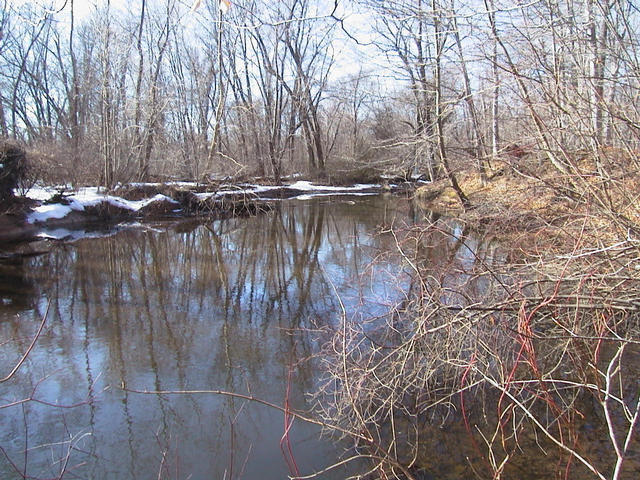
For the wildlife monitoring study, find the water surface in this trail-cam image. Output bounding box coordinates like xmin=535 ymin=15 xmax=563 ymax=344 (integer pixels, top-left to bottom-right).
xmin=0 ymin=195 xmax=414 ymax=479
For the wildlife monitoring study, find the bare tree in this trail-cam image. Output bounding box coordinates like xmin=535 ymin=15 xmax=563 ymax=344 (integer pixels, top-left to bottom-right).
xmin=138 ymin=0 xmax=176 ymax=181
xmin=366 ymin=0 xmax=439 ymax=179
xmin=450 ymin=0 xmax=489 ymax=181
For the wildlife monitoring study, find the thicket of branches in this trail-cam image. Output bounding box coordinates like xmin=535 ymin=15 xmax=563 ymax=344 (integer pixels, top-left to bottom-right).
xmin=301 ymin=2 xmax=640 ymax=477
xmin=313 ymin=215 xmax=640 ymax=479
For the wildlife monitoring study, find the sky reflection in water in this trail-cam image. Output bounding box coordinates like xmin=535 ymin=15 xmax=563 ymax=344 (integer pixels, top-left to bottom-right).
xmin=0 ymin=196 xmax=418 ymax=480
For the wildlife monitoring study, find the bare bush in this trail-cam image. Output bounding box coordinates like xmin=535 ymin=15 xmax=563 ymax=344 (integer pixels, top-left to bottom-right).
xmin=312 ymin=216 xmax=640 ymax=479
xmin=0 ymin=142 xmax=27 ymax=204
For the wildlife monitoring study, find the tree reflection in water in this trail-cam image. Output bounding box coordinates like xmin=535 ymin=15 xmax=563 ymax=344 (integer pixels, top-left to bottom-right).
xmin=0 ymin=196 xmax=416 ymax=480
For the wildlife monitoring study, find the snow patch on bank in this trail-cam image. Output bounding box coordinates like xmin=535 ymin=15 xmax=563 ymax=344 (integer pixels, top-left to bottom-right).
xmin=190 ymin=181 xmax=380 ymax=201
xmin=21 ymin=181 xmax=383 ymax=225
xmin=22 ymin=185 xmax=59 ymax=202
xmin=288 ymin=181 xmax=380 ymax=192
xmin=194 ymin=184 xmax=281 ymax=200
xmin=27 ymin=192 xmax=176 ymax=224
xmin=294 ymin=192 xmax=378 ymax=201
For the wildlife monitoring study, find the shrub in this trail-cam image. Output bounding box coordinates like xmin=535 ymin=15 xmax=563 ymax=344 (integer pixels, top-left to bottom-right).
xmin=0 ymin=142 xmax=27 ymax=203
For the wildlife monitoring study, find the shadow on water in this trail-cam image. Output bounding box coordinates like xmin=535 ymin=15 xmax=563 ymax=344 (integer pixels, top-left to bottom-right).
xmin=0 ymin=195 xmax=415 ymax=480
xmin=0 ymin=259 xmax=38 ymax=311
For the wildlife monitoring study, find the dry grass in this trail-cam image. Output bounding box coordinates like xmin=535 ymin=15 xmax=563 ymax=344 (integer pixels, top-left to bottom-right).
xmin=417 ymin=151 xmax=640 ymax=255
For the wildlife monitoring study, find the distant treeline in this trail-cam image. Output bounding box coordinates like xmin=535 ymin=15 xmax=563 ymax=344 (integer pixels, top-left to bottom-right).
xmin=0 ymin=0 xmax=638 ymax=187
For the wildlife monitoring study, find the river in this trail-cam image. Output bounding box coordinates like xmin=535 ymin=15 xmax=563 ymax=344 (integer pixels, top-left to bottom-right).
xmin=0 ymin=194 xmax=420 ymax=480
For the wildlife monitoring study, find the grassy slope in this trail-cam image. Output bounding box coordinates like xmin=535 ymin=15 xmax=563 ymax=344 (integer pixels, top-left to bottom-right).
xmin=416 ymin=155 xmax=640 ymax=255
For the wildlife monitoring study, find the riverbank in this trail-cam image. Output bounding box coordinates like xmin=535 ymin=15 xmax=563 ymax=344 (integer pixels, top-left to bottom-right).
xmin=0 ymin=178 xmax=415 ymax=245
xmin=319 ymin=159 xmax=640 ymax=479
xmin=415 ymin=157 xmax=640 ymax=255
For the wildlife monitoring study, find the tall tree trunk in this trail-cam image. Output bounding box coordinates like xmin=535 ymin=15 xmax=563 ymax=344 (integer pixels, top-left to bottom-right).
xmin=586 ymin=0 xmax=607 ymax=148
xmin=101 ymin=0 xmax=115 ymax=187
xmin=452 ymin=0 xmax=488 ymax=182
xmin=133 ymin=0 xmax=146 ymax=164
xmin=488 ymin=0 xmax=500 ymax=158
xmin=0 ymin=97 xmax=7 ymax=137
xmin=432 ymin=0 xmax=469 ymax=208
xmin=207 ymin=4 xmax=226 ymax=172
xmin=69 ymin=0 xmax=81 ymax=168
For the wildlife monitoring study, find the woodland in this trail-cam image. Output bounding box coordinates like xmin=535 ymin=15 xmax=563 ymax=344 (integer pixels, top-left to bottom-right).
xmin=2 ymin=0 xmax=631 ymax=189
xmin=2 ymin=1 xmax=640 ymax=479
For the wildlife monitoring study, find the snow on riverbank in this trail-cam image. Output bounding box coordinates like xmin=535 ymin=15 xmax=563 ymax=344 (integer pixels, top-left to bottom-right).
xmin=20 ymin=181 xmax=384 ymax=225
xmin=27 ymin=191 xmax=177 ymax=224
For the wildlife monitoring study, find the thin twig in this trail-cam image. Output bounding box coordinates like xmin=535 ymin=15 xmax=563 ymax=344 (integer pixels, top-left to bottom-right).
xmin=1 ymin=300 xmax=50 ymax=383
xmin=121 ymin=385 xmax=373 ymax=443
